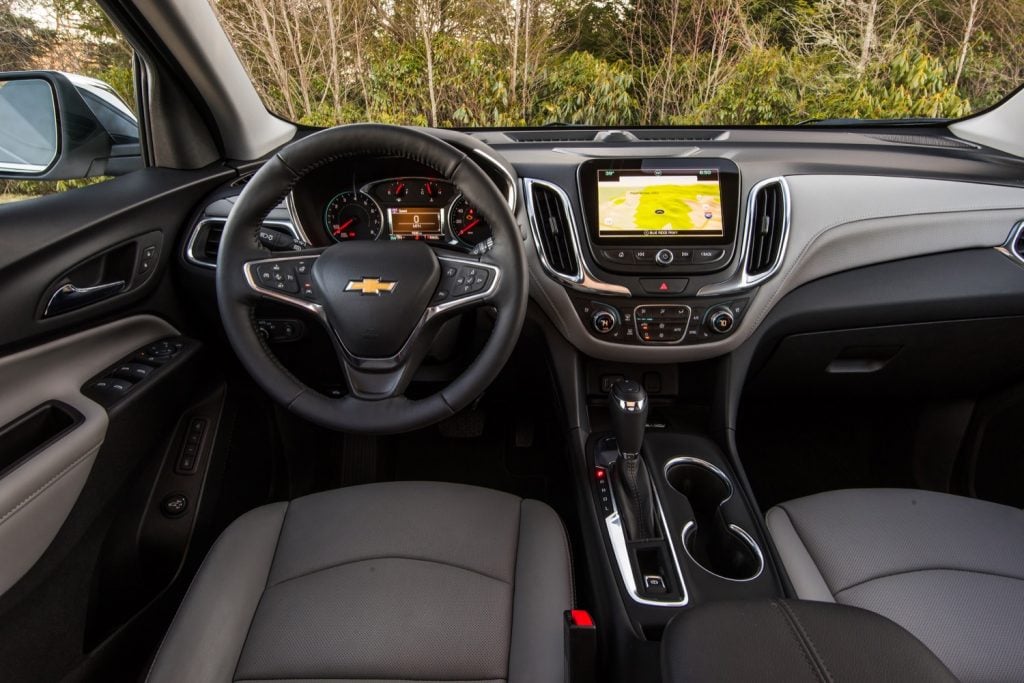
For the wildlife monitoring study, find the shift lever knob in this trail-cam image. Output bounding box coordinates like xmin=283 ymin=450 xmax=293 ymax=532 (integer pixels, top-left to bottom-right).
xmin=609 ymin=379 xmax=648 ymax=458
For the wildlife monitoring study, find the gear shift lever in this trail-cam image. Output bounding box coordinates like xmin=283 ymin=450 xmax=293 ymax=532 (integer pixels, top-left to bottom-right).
xmin=610 ymin=380 xmax=648 ymax=457
xmin=608 ymin=380 xmax=658 ymax=540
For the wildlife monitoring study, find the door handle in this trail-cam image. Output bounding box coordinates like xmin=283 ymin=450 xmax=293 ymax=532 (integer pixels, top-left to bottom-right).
xmin=44 ymin=280 xmax=126 ymax=317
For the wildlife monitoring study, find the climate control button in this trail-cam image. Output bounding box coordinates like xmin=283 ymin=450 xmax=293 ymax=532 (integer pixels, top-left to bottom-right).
xmin=592 ymin=309 xmax=620 ymax=334
xmin=707 ymin=306 xmax=736 ymax=334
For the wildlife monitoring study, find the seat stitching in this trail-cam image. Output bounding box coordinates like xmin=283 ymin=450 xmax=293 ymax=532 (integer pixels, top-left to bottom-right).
xmin=775 ymin=504 xmax=838 ymax=595
xmin=835 ymin=567 xmax=1024 ymax=597
xmin=505 ymin=498 xmax=523 ymax=682
xmin=773 ymin=600 xmax=828 ymax=683
xmin=232 ymin=501 xmax=291 ymax=682
xmin=267 ymin=554 xmax=512 ymax=589
xmin=778 ymin=601 xmax=835 ymax=683
xmin=0 ymin=447 xmax=95 ymax=525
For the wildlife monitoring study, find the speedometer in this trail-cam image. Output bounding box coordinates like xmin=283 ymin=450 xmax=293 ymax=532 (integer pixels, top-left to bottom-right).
xmin=323 ymin=191 xmax=385 ymax=241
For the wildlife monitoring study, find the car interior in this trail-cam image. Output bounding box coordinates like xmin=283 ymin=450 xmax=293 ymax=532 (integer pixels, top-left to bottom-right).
xmin=1 ymin=1 xmax=1023 ymax=682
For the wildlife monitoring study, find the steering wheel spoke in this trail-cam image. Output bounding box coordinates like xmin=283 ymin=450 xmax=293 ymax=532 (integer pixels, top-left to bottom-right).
xmin=243 ymin=249 xmax=326 ymax=312
xmin=429 ymin=253 xmax=501 ymax=317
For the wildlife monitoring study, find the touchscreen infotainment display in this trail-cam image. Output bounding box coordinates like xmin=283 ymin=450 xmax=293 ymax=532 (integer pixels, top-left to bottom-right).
xmin=596 ymin=169 xmax=724 ymax=239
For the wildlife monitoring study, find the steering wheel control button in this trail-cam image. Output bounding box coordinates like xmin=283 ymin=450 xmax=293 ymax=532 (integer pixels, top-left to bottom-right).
xmin=256 ymin=262 xmax=300 ymax=294
xmin=635 ymin=306 xmax=691 ymax=343
xmin=655 ymin=249 xmax=674 ymax=266
xmin=160 ymin=493 xmax=189 ymax=518
xmin=639 ymin=278 xmax=688 ymax=295
xmin=693 ymin=248 xmax=725 ymax=264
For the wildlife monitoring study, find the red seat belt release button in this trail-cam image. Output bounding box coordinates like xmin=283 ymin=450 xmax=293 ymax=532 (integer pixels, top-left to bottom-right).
xmin=564 ymin=610 xmax=596 ymax=683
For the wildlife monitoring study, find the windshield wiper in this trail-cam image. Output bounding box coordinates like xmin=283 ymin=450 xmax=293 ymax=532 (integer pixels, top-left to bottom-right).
xmin=798 ymin=117 xmax=949 ymax=126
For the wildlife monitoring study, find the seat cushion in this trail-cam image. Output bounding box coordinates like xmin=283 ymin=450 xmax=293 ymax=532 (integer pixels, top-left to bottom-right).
xmin=767 ymin=488 xmax=1024 ymax=682
xmin=147 ymin=482 xmax=573 ymax=683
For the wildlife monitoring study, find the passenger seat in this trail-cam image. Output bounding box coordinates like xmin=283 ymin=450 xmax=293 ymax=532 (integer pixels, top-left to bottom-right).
xmin=767 ymin=488 xmax=1024 ymax=682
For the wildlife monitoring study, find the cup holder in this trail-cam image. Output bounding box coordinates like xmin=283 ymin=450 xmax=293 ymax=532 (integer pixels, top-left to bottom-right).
xmin=664 ymin=457 xmax=764 ymax=582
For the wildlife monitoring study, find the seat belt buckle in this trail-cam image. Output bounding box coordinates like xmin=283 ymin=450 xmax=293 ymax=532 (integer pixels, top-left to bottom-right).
xmin=564 ymin=609 xmax=596 ymax=683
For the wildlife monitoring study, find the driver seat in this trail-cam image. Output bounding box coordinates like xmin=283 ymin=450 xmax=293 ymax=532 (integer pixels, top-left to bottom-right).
xmin=147 ymin=481 xmax=573 ymax=683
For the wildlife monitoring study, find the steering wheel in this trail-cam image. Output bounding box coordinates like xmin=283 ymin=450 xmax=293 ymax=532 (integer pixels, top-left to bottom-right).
xmin=216 ymin=124 xmax=527 ymax=434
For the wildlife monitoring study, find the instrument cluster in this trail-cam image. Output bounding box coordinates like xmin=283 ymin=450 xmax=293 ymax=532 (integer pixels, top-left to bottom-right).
xmin=323 ymin=177 xmax=492 ymax=249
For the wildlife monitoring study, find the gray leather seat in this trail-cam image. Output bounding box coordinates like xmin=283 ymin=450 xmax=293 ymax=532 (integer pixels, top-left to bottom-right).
xmin=148 ymin=482 xmax=573 ymax=683
xmin=767 ymin=488 xmax=1024 ymax=682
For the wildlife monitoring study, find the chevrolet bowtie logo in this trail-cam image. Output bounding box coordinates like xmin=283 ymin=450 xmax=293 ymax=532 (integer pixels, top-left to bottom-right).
xmin=345 ymin=278 xmax=397 ymax=296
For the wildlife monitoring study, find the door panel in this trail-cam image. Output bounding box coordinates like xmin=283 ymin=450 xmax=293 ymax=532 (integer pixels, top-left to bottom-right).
xmin=0 ymin=315 xmax=177 ymax=596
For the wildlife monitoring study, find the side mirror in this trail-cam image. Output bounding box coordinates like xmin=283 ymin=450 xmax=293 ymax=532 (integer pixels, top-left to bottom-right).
xmin=0 ymin=71 xmax=142 ymax=180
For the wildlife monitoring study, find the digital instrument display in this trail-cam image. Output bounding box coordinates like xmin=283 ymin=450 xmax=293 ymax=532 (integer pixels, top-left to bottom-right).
xmin=596 ymin=169 xmax=724 ymax=239
xmin=389 ymin=206 xmax=444 ymax=241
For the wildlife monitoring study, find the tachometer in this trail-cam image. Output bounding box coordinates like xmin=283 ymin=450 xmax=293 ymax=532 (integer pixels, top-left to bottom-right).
xmin=324 ymin=191 xmax=385 ymax=241
xmin=448 ymin=196 xmax=491 ymax=248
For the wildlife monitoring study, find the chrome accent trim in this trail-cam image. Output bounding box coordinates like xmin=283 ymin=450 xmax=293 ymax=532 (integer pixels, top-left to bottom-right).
xmin=44 ymin=280 xmax=127 ymax=317
xmin=186 ymin=217 xmax=300 ymax=269
xmin=243 ymin=253 xmax=325 ymax=318
xmin=681 ymin=521 xmax=765 ymax=583
xmin=243 ymin=252 xmax=500 ymax=368
xmin=523 ymin=177 xmax=631 ymax=296
xmin=604 ymin=473 xmax=689 ymax=607
xmin=995 ymin=220 xmax=1024 ymax=265
xmin=698 ymin=176 xmax=791 ymax=296
xmin=284 ymin=194 xmax=313 ymax=245
xmin=471 ymin=148 xmax=518 ymax=212
xmin=664 ymin=456 xmax=765 ymax=583
xmin=633 ymin=304 xmax=692 ymax=345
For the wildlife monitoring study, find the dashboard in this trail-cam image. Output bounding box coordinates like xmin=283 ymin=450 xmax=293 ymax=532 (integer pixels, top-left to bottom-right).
xmin=287 ymin=156 xmax=494 ymax=253
xmin=182 ymin=127 xmax=1024 ymax=365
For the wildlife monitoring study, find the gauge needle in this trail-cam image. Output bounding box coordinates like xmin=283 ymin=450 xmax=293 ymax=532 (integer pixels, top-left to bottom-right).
xmin=459 ymin=219 xmax=481 ymax=236
xmin=333 ymin=218 xmax=355 ymax=235
xmin=395 ymin=183 xmax=405 ymax=196
xmin=425 ymin=182 xmax=433 ymax=196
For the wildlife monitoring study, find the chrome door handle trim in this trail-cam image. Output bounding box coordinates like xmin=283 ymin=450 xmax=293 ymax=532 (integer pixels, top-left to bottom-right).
xmin=44 ymin=280 xmax=127 ymax=317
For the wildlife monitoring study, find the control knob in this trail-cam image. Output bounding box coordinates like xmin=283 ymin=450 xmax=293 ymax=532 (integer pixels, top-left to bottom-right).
xmin=655 ymin=249 xmax=674 ymax=266
xmin=706 ymin=306 xmax=735 ymax=334
xmin=591 ymin=308 xmax=620 ymax=335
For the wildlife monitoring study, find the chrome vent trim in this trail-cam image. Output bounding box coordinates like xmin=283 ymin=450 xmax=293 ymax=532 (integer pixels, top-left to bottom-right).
xmin=527 ymin=180 xmax=580 ymax=278
xmin=996 ymin=220 xmax=1024 ymax=266
xmin=184 ymin=217 xmax=299 ymax=269
xmin=523 ymin=178 xmax=631 ymax=297
xmin=746 ymin=179 xmax=788 ymax=278
xmin=698 ymin=177 xmax=791 ymax=296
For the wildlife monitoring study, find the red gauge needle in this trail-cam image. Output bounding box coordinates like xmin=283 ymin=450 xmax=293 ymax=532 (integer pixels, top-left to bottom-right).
xmin=459 ymin=219 xmax=481 ymax=236
xmin=425 ymin=182 xmax=434 ymax=196
xmin=333 ymin=218 xmax=355 ymax=235
xmin=394 ymin=183 xmax=405 ymax=196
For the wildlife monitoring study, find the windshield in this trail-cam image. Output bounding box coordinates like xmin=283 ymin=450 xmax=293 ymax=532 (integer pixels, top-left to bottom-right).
xmin=213 ymin=1 xmax=1021 ymax=128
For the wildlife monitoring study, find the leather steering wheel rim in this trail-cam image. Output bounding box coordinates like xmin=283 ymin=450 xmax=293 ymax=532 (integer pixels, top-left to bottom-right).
xmin=216 ymin=124 xmax=528 ymax=434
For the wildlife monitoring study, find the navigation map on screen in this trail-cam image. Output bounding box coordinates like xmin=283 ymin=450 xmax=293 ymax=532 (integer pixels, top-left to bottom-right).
xmin=596 ymin=169 xmax=724 ymax=238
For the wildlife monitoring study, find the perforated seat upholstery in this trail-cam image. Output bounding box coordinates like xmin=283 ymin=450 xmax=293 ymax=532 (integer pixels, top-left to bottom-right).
xmin=768 ymin=488 xmax=1024 ymax=682
xmin=147 ymin=482 xmax=573 ymax=683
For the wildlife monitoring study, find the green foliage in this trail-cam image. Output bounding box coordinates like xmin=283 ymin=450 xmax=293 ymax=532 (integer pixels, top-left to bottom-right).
xmin=534 ymin=52 xmax=638 ymax=125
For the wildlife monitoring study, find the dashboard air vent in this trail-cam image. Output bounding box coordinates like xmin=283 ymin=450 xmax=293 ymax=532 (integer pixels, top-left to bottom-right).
xmin=507 ymin=130 xmax=600 ymax=143
xmin=631 ymin=129 xmax=726 ymax=142
xmin=528 ymin=182 xmax=580 ymax=279
xmin=201 ymin=223 xmax=224 ymax=262
xmin=866 ymin=133 xmax=979 ymax=150
xmin=746 ymin=180 xmax=787 ymax=277
xmin=1014 ymin=225 xmax=1024 ymax=260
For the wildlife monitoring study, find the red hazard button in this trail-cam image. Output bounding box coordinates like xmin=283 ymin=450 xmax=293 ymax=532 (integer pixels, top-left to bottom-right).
xmin=639 ymin=278 xmax=688 ymax=295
